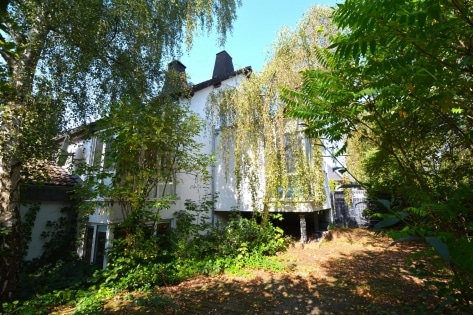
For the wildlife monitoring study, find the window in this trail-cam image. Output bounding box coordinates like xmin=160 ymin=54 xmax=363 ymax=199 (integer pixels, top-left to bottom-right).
xmin=148 ymin=181 xmax=174 ymax=199
xmin=155 ymin=220 xmax=171 ymax=235
xmin=277 ymin=131 xmax=311 ymax=200
xmin=90 ymin=135 xmax=114 ymax=171
xmin=103 ymin=141 xmax=114 ymax=171
xmin=84 ymin=225 xmax=108 ymax=268
xmin=92 ymin=137 xmax=104 ymax=168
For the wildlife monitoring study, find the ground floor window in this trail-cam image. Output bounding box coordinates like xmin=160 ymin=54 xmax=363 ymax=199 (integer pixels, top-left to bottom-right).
xmin=84 ymin=224 xmax=108 ymax=268
xmin=155 ymin=220 xmax=172 ymax=235
xmin=83 ymin=220 xmax=172 ymax=268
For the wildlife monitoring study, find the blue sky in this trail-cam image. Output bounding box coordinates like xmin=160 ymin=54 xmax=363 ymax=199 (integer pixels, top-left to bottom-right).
xmin=180 ymin=0 xmax=337 ymax=84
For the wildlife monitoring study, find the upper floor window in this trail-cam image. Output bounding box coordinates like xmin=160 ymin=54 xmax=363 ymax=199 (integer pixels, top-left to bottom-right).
xmin=91 ymin=136 xmax=103 ymax=168
xmin=90 ymin=135 xmax=114 ymax=171
xmin=148 ymin=181 xmax=175 ymax=199
xmin=277 ymin=131 xmax=312 ymax=200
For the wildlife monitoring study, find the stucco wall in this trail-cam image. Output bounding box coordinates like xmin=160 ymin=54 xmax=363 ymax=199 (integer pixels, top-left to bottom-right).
xmin=20 ymin=201 xmax=70 ymax=261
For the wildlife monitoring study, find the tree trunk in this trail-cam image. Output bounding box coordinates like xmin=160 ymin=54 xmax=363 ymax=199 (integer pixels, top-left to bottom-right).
xmin=0 ymin=161 xmax=22 ymax=303
xmin=299 ymin=213 xmax=307 ymax=244
xmin=0 ymin=11 xmax=49 ymax=303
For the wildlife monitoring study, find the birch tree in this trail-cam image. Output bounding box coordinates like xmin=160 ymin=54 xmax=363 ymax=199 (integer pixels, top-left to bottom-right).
xmin=206 ymin=6 xmax=335 ymax=216
xmin=0 ymin=0 xmax=240 ymax=302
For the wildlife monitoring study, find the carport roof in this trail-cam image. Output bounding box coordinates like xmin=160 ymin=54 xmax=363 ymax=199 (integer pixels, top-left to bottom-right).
xmin=22 ymin=161 xmax=81 ymax=187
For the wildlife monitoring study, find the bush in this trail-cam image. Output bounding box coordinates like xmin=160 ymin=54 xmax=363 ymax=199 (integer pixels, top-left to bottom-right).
xmin=93 ymin=219 xmax=178 ymax=290
xmin=20 ymin=259 xmax=98 ymax=299
xmin=172 ymin=211 xmax=290 ymax=275
xmin=8 ymin=198 xmax=292 ymax=314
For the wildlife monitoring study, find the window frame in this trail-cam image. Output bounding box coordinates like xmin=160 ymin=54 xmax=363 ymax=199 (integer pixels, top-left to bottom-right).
xmin=83 ymin=224 xmax=109 ymax=268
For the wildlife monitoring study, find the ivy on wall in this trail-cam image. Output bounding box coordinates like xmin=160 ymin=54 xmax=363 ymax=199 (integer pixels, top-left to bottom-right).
xmin=40 ymin=206 xmax=79 ymax=262
xmin=21 ymin=203 xmax=40 ymax=258
xmin=21 ymin=203 xmax=79 ymax=265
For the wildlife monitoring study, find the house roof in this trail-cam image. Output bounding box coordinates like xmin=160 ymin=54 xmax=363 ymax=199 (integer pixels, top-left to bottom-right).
xmin=193 ymin=50 xmax=252 ymax=92
xmin=55 ymin=51 xmax=252 ymax=142
xmin=192 ymin=66 xmax=252 ymax=93
xmin=22 ymin=162 xmax=81 ymax=187
xmin=326 ymin=166 xmax=343 ymax=182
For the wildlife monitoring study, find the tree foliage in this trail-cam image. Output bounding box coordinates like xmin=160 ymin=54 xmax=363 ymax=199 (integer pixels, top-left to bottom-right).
xmin=282 ymin=0 xmax=473 ymax=309
xmin=0 ymin=0 xmax=241 ymax=302
xmin=76 ymin=69 xmax=212 ymax=225
xmin=206 ymin=6 xmax=335 ymax=213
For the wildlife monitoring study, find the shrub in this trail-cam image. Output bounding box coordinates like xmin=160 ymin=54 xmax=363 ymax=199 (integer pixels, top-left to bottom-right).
xmin=20 ymin=259 xmax=98 ymax=300
xmin=172 ymin=211 xmax=290 ymax=275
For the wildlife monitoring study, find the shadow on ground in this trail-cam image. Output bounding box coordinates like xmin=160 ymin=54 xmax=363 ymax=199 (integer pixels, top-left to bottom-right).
xmin=104 ymin=240 xmax=443 ymax=314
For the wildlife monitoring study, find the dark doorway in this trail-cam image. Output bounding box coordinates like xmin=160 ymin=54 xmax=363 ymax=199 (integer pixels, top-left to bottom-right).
xmin=271 ymin=212 xmax=330 ymax=240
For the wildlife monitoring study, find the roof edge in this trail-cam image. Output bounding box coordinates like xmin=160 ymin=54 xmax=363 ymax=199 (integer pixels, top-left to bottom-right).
xmin=192 ymin=66 xmax=252 ymax=93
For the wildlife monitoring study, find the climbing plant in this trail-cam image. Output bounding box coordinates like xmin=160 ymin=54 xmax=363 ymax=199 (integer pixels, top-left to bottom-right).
xmin=20 ymin=203 xmax=40 ymax=259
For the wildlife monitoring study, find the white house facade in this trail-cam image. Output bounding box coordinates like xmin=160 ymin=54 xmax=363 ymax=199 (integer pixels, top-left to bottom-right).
xmin=57 ymin=51 xmax=336 ymax=267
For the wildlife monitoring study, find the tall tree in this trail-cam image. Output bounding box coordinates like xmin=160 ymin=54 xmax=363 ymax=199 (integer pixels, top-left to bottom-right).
xmin=283 ymin=0 xmax=473 ymax=308
xmin=0 ymin=0 xmax=240 ymax=302
xmin=77 ymin=69 xmax=211 ymax=227
xmin=206 ymin=6 xmax=335 ymax=215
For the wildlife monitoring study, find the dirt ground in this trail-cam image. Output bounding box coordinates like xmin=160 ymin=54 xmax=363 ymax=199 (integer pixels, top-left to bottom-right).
xmin=104 ymin=228 xmax=444 ymax=315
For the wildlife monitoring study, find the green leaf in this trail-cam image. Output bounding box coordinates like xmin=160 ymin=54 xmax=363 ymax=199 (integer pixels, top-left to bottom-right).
xmin=352 ymin=43 xmax=359 ymax=59
xmin=376 ymin=199 xmax=391 ymax=211
xmin=396 ymin=211 xmax=408 ymax=220
xmin=427 ymin=2 xmax=441 ymax=21
xmin=369 ymin=40 xmax=376 ymax=54
xmin=356 ymin=88 xmax=378 ymax=97
xmin=398 ymin=14 xmax=407 ymax=25
xmin=374 ymin=217 xmax=399 ymax=230
xmin=361 ymin=41 xmax=368 ymax=56
xmin=425 ymin=236 xmax=450 ymax=262
xmin=408 ymin=13 xmax=416 ymax=26
xmin=417 ymin=12 xmax=427 ymax=28
xmin=341 ymin=44 xmax=350 ymax=59
xmin=0 ymin=227 xmax=11 ymax=236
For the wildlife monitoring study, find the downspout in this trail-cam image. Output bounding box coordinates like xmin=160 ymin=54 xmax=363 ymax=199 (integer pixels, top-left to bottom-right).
xmin=211 ymin=128 xmax=219 ymax=226
xmin=325 ymin=162 xmax=334 ymax=225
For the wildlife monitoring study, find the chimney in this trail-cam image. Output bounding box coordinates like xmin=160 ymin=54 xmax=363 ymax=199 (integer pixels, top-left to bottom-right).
xmin=212 ymin=51 xmax=234 ymax=79
xmin=168 ymin=60 xmax=186 ymax=73
xmin=163 ymin=60 xmax=189 ymax=98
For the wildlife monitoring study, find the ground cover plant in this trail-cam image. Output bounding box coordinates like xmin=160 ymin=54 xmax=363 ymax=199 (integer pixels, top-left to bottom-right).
xmin=23 ymin=228 xmax=451 ymax=314
xmin=1 ymin=206 xmax=289 ymax=314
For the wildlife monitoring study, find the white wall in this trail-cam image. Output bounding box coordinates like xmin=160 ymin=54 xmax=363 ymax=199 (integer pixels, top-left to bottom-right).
xmin=64 ymin=69 xmax=333 ymax=225
xmin=174 ymin=74 xmax=250 ymax=216
xmin=61 ymin=72 xmax=250 ymax=226
xmin=20 ymin=201 xmax=67 ymax=261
